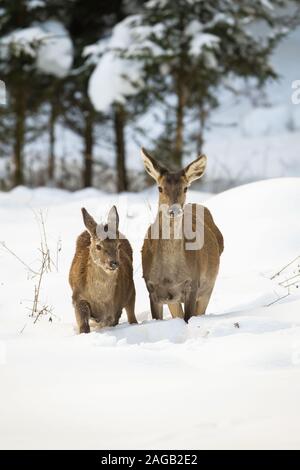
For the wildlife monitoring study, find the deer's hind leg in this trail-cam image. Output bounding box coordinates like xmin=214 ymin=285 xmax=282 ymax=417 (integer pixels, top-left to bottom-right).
xmin=168 ymin=303 xmax=184 ymax=319
xmin=74 ymin=299 xmax=91 ymax=334
xmin=184 ymin=281 xmax=198 ymax=323
xmin=195 ymin=287 xmax=214 ymax=316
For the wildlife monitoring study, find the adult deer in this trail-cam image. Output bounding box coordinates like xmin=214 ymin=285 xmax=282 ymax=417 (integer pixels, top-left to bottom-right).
xmin=141 ymin=148 xmax=223 ymax=323
xmin=69 ymin=206 xmax=137 ymax=333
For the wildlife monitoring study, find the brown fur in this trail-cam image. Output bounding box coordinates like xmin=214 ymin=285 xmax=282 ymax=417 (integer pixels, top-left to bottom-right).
xmin=69 ymin=207 xmax=137 ymax=333
xmin=141 ymin=148 xmax=223 ymax=322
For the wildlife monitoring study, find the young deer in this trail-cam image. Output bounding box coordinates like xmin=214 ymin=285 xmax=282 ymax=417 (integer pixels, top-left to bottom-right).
xmin=69 ymin=206 xmax=137 ymax=333
xmin=141 ymin=148 xmax=223 ymax=323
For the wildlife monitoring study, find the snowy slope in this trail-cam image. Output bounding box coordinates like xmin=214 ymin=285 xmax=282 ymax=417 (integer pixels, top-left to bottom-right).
xmin=0 ymin=179 xmax=300 ymax=449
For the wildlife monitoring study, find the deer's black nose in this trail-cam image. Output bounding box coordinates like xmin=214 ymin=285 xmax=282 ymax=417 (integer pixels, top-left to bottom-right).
xmin=110 ymin=261 xmax=119 ymax=270
xmin=168 ymin=205 xmax=183 ymax=218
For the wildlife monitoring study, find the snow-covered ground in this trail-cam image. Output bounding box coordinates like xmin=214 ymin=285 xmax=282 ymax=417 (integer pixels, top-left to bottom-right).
xmin=1 ymin=178 xmax=300 ymax=449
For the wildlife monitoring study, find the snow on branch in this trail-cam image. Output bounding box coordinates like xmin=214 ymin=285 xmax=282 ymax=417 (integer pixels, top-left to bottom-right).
xmin=0 ymin=20 xmax=73 ymax=78
xmin=85 ymin=16 xmax=145 ymax=112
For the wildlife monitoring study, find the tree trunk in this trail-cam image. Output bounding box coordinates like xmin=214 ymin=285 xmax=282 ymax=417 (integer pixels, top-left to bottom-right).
xmin=83 ymin=107 xmax=94 ymax=188
xmin=13 ymin=85 xmax=25 ymax=187
xmin=196 ymin=104 xmax=207 ymax=155
xmin=114 ymin=104 xmax=127 ymax=192
xmin=12 ymin=0 xmax=27 ymax=187
xmin=174 ymin=79 xmax=185 ymax=168
xmin=48 ymin=100 xmax=56 ymax=182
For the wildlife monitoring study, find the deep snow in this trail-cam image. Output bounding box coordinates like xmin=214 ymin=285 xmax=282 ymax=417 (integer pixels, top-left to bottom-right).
xmin=0 ymin=178 xmax=300 ymax=449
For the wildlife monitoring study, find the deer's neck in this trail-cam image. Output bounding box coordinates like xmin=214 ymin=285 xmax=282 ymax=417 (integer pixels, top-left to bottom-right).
xmin=153 ymin=209 xmax=184 ymax=246
xmin=87 ymin=257 xmax=118 ymax=288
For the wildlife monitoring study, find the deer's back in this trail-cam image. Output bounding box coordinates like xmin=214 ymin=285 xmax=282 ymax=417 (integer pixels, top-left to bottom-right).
xmin=202 ymin=205 xmax=224 ymax=255
xmin=69 ymin=230 xmax=90 ymax=292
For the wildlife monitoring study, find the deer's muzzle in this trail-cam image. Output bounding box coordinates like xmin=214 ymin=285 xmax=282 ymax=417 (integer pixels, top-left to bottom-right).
xmin=167 ymin=204 xmax=183 ymax=218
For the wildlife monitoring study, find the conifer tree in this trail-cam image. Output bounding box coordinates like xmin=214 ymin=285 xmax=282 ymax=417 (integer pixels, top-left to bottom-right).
xmin=123 ymin=0 xmax=300 ymax=166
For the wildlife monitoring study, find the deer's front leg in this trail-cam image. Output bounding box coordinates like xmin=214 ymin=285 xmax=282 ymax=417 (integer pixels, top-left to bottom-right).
xmin=125 ymin=288 xmax=138 ymax=324
xmin=75 ymin=299 xmax=91 ymax=333
xmin=150 ymin=296 xmax=163 ymax=320
xmin=184 ymin=282 xmax=197 ymax=323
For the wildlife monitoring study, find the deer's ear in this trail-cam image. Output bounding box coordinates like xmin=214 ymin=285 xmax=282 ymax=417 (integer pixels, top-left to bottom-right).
xmin=81 ymin=208 xmax=97 ymax=237
xmin=107 ymin=205 xmax=119 ymax=232
xmin=141 ymin=147 xmax=165 ymax=183
xmin=184 ymin=154 xmax=207 ymax=184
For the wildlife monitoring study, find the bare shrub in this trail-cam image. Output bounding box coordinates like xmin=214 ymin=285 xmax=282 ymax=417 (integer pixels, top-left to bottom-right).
xmin=0 ymin=210 xmax=61 ymax=331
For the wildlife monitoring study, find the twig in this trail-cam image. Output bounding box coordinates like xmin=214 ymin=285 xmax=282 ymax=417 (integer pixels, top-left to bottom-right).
xmin=279 ymin=273 xmax=300 ymax=286
xmin=266 ymin=293 xmax=290 ymax=307
xmin=279 ymin=280 xmax=299 ymax=290
xmin=2 ymin=210 xmax=59 ymax=331
xmin=30 ymin=213 xmax=53 ymax=323
xmin=19 ymin=323 xmax=27 ymax=334
xmin=271 ymin=255 xmax=300 ymax=280
xmin=0 ymin=241 xmax=38 ymax=276
xmin=55 ymin=238 xmax=62 ymax=272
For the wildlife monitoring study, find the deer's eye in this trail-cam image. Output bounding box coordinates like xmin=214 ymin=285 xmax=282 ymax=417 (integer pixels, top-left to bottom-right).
xmin=96 ymin=245 xmax=102 ymax=251
xmin=184 ymin=187 xmax=188 ymax=193
xmin=158 ymin=187 xmax=163 ymax=193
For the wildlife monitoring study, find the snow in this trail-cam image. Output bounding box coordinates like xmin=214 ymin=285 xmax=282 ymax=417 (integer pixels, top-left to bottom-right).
xmin=241 ymin=105 xmax=292 ymax=137
xmin=87 ymin=8 xmax=224 ymax=113
xmin=1 ymin=26 xmax=47 ymax=58
xmin=88 ymin=53 xmax=143 ymax=113
xmin=87 ymin=11 xmax=221 ymax=111
xmin=1 ymin=178 xmax=300 ymax=449
xmin=0 ymin=79 xmax=5 ymax=105
xmin=185 ymin=20 xmax=220 ymax=57
xmin=190 ymin=33 xmax=220 ymax=57
xmin=207 ymin=177 xmax=300 ymax=274
xmin=240 ymin=103 xmax=300 ymax=137
xmin=0 ymin=20 xmax=73 ymax=78
xmin=260 ymin=0 xmax=274 ymax=10
xmin=35 ymin=21 xmax=73 ymax=78
xmin=26 ymin=0 xmax=46 ymax=9
xmin=87 ymin=17 xmax=144 ymax=112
